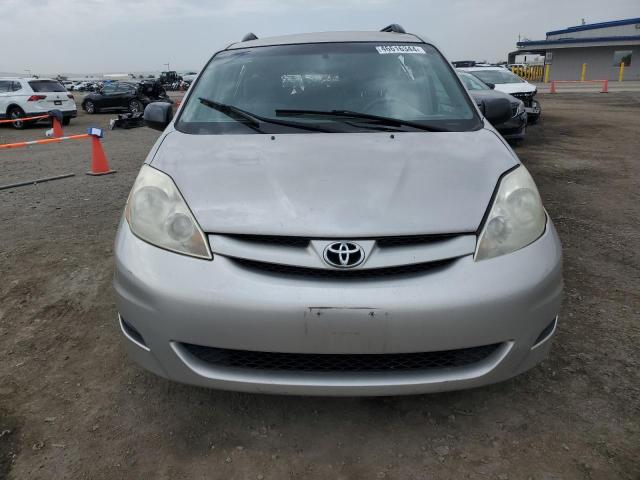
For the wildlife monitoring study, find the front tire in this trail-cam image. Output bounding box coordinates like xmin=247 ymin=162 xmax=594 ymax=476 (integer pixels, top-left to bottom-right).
xmin=129 ymin=99 xmax=143 ymax=114
xmin=84 ymin=100 xmax=97 ymax=114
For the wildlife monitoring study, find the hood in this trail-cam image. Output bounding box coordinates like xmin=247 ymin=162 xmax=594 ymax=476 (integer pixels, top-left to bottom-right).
xmin=493 ymin=82 xmax=536 ymax=95
xmin=150 ymin=129 xmax=518 ymax=237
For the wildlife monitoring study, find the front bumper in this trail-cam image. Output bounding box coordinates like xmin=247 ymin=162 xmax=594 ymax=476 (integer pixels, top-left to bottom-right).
xmin=113 ymin=219 xmax=563 ymax=396
xmin=525 ymin=100 xmax=541 ymax=118
xmin=497 ymin=112 xmax=527 ymax=140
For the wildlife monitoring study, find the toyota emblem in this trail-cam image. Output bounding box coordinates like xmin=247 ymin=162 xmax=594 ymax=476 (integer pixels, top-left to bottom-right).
xmin=323 ymin=242 xmax=365 ymax=268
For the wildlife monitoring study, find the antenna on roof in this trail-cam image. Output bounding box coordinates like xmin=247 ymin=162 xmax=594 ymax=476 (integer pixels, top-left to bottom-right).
xmin=380 ymin=24 xmax=406 ymax=34
xmin=241 ymin=32 xmax=258 ymax=42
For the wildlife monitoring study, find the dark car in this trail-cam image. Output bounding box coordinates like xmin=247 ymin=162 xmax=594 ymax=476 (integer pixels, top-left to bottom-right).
xmin=457 ymin=70 xmax=527 ymax=143
xmin=81 ymin=81 xmax=172 ymax=114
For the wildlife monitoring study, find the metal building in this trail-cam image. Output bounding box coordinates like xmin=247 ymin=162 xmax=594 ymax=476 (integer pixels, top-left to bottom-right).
xmin=510 ymin=17 xmax=640 ymax=81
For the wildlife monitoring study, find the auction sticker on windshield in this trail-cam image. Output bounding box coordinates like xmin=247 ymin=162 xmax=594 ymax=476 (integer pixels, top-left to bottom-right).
xmin=376 ymin=45 xmax=426 ymax=54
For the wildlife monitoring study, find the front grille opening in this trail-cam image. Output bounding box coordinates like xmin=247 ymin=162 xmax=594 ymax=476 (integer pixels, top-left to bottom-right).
xmin=182 ymin=343 xmax=501 ymax=373
xmin=231 ymin=257 xmax=455 ymax=280
xmin=220 ymin=234 xmax=460 ymax=250
xmin=534 ymin=317 xmax=557 ymax=346
xmin=374 ymin=234 xmax=457 ymax=248
xmin=120 ymin=316 xmax=147 ymax=348
xmin=224 ymin=234 xmax=310 ymax=248
xmin=510 ymin=92 xmax=534 ymax=107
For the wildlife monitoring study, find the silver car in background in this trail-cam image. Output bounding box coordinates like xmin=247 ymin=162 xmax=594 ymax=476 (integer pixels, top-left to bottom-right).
xmin=114 ymin=26 xmax=563 ymax=396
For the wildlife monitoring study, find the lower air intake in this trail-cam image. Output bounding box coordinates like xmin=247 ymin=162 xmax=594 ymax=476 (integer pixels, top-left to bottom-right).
xmin=181 ymin=343 xmax=501 ymax=372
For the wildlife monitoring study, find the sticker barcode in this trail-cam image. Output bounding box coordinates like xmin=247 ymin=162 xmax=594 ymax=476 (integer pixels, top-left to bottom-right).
xmin=376 ymin=45 xmax=426 ymax=54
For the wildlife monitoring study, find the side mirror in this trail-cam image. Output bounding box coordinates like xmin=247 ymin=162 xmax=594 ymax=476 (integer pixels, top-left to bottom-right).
xmin=479 ymin=97 xmax=512 ymax=125
xmin=144 ymin=102 xmax=174 ymax=131
xmin=485 ymin=82 xmax=496 ymax=90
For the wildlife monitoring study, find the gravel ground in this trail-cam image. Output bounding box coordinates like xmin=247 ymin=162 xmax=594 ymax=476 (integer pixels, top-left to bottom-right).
xmin=0 ymin=94 xmax=638 ymax=480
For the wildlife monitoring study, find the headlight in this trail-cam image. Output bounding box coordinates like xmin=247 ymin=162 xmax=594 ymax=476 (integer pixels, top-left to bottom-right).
xmin=516 ymin=101 xmax=525 ymax=116
xmin=125 ymin=165 xmax=212 ymax=259
xmin=475 ymin=166 xmax=546 ymax=261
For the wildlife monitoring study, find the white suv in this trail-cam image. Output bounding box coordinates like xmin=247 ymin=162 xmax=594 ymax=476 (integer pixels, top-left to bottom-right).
xmin=0 ymin=78 xmax=77 ymax=129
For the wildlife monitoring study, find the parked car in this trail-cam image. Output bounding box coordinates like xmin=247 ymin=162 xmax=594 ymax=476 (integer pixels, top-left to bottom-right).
xmin=459 ymin=66 xmax=541 ymax=124
xmin=72 ymin=81 xmax=95 ymax=91
xmin=82 ymin=81 xmax=171 ymax=114
xmin=115 ymin=25 xmax=563 ymax=396
xmin=160 ymin=71 xmax=182 ymax=87
xmin=0 ymin=77 xmax=76 ymax=128
xmin=457 ymin=70 xmax=526 ymax=142
xmin=182 ymin=72 xmax=198 ymax=84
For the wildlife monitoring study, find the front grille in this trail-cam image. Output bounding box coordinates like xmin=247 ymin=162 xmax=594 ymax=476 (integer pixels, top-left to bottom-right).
xmin=182 ymin=343 xmax=501 ymax=372
xmin=231 ymin=257 xmax=454 ymax=279
xmin=375 ymin=234 xmax=457 ymax=248
xmin=225 ymin=234 xmax=310 ymax=248
xmin=221 ymin=234 xmax=458 ymax=250
xmin=510 ymin=92 xmax=534 ymax=108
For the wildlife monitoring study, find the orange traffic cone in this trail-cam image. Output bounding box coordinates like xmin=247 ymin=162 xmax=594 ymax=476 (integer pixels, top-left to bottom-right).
xmin=52 ymin=116 xmax=64 ymax=138
xmin=86 ymin=128 xmax=116 ymax=176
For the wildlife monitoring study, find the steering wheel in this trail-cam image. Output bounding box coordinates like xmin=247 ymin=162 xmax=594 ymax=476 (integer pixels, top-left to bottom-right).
xmin=361 ymin=96 xmax=416 ymax=115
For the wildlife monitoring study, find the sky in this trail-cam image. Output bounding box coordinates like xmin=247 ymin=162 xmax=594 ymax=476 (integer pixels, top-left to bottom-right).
xmin=1 ymin=0 xmax=638 ymax=75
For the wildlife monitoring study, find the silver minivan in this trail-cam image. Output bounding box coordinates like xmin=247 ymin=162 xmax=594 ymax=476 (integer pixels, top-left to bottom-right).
xmin=114 ymin=26 xmax=563 ymax=396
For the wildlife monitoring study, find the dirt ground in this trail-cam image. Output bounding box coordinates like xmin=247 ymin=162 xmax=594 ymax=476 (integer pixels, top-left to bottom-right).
xmin=1 ymin=94 xmax=638 ymax=480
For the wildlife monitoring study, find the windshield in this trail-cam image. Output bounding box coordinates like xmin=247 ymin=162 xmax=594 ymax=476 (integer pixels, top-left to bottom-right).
xmin=28 ymin=80 xmax=66 ymax=92
xmin=177 ymin=42 xmax=480 ymax=134
xmin=468 ymin=69 xmax=525 ymax=85
xmin=458 ymin=71 xmax=490 ymax=91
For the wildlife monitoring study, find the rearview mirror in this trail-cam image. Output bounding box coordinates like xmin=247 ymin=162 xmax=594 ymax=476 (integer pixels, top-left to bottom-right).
xmin=144 ymin=102 xmax=174 ymax=131
xmin=485 ymin=82 xmax=496 ymax=90
xmin=478 ymin=97 xmax=512 ymax=125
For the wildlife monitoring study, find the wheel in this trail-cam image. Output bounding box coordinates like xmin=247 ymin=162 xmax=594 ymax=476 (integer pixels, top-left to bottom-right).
xmin=8 ymin=106 xmax=27 ymax=129
xmin=62 ymin=117 xmax=71 ymax=126
xmin=129 ymin=99 xmax=143 ymax=114
xmin=84 ymin=100 xmax=97 ymax=114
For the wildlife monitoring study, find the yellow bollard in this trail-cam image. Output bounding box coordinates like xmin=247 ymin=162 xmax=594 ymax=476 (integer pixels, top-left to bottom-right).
xmin=619 ymin=62 xmax=625 ymax=82
xmin=581 ymin=63 xmax=587 ymax=81
xmin=544 ymin=65 xmax=550 ymax=83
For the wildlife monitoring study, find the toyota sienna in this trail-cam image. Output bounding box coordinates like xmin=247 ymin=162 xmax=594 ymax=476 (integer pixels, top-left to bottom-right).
xmin=113 ymin=25 xmax=563 ymax=396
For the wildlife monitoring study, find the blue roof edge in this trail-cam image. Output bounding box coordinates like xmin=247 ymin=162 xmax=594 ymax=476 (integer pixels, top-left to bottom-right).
xmin=518 ymin=35 xmax=640 ymax=48
xmin=546 ymin=17 xmax=640 ymax=36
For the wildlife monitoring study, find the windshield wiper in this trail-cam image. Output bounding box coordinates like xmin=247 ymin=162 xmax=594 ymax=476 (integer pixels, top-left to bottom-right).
xmin=199 ymin=97 xmax=261 ymax=131
xmin=198 ymin=98 xmax=331 ymax=133
xmin=275 ymin=109 xmax=448 ymax=132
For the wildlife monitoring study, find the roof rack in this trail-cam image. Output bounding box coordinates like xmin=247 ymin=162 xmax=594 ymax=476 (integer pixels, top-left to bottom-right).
xmin=241 ymin=32 xmax=258 ymax=42
xmin=380 ymin=24 xmax=406 ymax=34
